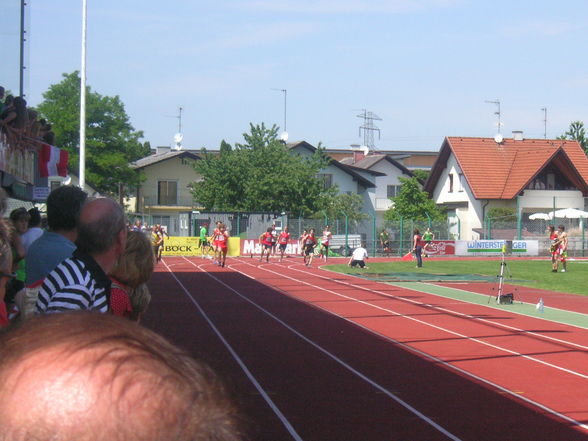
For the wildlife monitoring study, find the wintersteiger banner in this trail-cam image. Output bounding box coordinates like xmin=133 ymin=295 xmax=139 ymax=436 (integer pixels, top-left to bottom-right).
xmin=455 ymin=240 xmax=538 ymax=256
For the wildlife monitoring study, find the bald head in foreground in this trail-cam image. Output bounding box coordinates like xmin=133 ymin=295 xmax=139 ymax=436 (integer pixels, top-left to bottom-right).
xmin=0 ymin=313 xmax=241 ymax=441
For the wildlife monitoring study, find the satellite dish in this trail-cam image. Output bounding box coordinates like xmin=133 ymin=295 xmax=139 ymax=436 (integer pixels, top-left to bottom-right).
xmin=174 ymin=133 xmax=183 ymax=144
xmin=360 ymin=145 xmax=370 ymax=155
xmin=494 ymin=133 xmax=504 ymax=144
xmin=280 ymin=131 xmax=289 ymax=142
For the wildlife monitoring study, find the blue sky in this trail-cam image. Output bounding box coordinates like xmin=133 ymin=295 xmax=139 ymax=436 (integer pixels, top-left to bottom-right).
xmin=7 ymin=0 xmax=588 ymax=151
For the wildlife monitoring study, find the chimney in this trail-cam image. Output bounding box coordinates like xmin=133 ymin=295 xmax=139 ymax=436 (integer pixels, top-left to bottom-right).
xmin=512 ymin=130 xmax=524 ymax=141
xmin=156 ymin=145 xmax=171 ymax=155
xmin=353 ymin=150 xmax=365 ymax=163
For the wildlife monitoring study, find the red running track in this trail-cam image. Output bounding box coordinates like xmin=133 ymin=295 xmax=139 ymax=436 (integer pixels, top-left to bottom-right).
xmin=142 ymin=256 xmax=588 ymax=441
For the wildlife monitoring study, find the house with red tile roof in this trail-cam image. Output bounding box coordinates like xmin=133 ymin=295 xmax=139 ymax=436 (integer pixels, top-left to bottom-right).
xmin=423 ymin=134 xmax=588 ymax=239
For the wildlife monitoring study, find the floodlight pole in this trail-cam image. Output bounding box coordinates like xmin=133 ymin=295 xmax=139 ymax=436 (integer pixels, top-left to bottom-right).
xmin=79 ymin=0 xmax=87 ymax=190
xmin=271 ymin=88 xmax=287 ymax=132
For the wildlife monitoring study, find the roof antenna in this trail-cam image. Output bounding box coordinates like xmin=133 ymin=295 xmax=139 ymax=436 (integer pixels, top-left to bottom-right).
xmin=541 ymin=107 xmax=547 ymax=139
xmin=485 ymin=99 xmax=502 ymax=134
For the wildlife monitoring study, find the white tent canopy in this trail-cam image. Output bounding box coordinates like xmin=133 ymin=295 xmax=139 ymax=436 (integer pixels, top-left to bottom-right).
xmin=529 ymin=212 xmax=551 ymax=220
xmin=547 ymin=208 xmax=588 ymax=219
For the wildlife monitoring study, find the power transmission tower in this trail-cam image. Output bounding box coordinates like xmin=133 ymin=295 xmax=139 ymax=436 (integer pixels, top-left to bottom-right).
xmin=357 ymin=110 xmax=382 ymax=149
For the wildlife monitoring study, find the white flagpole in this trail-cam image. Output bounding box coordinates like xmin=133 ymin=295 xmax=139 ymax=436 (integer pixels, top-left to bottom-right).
xmin=79 ymin=0 xmax=87 ymax=190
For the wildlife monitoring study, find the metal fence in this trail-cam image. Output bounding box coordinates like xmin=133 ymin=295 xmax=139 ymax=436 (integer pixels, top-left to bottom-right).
xmin=189 ymin=212 xmax=461 ymax=257
xmin=483 ymin=216 xmax=587 ymax=257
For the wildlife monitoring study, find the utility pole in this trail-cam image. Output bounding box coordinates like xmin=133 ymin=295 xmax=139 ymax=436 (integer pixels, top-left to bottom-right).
xmin=357 ymin=109 xmax=382 ymax=150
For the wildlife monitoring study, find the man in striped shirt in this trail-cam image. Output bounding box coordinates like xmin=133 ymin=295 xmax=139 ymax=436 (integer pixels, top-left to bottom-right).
xmin=36 ymin=198 xmax=127 ymax=314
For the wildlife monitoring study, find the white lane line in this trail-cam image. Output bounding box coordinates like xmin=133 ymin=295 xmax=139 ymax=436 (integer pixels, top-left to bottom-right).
xmin=232 ymin=258 xmax=588 ymax=433
xmin=162 ymin=259 xmax=303 ymax=441
xmin=184 ymin=257 xmax=464 ymax=441
xmin=276 ymin=260 xmax=588 ymax=352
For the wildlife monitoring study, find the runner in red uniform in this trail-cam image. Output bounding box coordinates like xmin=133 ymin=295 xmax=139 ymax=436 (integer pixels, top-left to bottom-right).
xmin=215 ymin=223 xmax=229 ymax=267
xmin=259 ymin=227 xmax=273 ymax=263
xmin=303 ymin=228 xmax=317 ymax=267
xmin=277 ymin=226 xmax=290 ymax=262
xmin=212 ymin=221 xmax=222 ymax=264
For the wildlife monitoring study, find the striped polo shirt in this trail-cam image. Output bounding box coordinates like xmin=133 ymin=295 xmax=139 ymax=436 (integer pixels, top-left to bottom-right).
xmin=36 ymin=250 xmax=112 ymax=314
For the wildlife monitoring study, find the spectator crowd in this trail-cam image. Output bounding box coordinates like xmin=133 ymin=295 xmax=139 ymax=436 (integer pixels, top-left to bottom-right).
xmin=0 ymin=86 xmax=55 ymax=150
xmin=0 ymin=186 xmax=242 ymax=440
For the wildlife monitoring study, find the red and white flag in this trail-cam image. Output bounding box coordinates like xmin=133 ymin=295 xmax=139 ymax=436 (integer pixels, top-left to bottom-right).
xmin=39 ymin=143 xmax=68 ymax=178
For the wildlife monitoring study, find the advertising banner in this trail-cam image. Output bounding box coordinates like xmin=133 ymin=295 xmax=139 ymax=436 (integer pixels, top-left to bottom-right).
xmin=455 ymin=240 xmax=538 ymax=256
xmin=424 ymin=241 xmax=455 ymax=256
xmin=162 ymin=237 xmax=240 ymax=257
xmin=240 ymin=238 xmax=301 ymax=256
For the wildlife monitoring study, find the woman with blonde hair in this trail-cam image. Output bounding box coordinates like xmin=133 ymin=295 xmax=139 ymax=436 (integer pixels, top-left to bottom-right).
xmin=109 ymin=231 xmax=155 ymax=320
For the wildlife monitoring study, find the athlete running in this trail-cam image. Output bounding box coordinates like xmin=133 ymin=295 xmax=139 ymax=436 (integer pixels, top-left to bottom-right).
xmin=277 ymin=226 xmax=290 ymax=262
xmin=318 ymin=225 xmax=332 ymax=262
xmin=215 ymin=223 xmax=229 ymax=267
xmin=303 ymin=228 xmax=317 ymax=267
xmin=259 ymin=227 xmax=273 ymax=263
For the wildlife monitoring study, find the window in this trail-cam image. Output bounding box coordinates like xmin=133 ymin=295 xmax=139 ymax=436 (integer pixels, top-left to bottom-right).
xmin=157 ymin=180 xmax=178 ymax=205
xmin=448 ymin=174 xmax=454 ymax=193
xmin=317 ymin=174 xmax=333 ymax=190
xmin=387 ymin=185 xmax=401 ymax=198
xmin=458 ymin=173 xmax=465 ymax=192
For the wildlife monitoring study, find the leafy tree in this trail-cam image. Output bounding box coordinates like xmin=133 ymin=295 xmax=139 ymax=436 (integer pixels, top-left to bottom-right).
xmin=558 ymin=120 xmax=587 ymax=154
xmin=314 ymin=192 xmax=368 ymax=224
xmin=37 ymin=71 xmax=150 ymax=195
xmin=384 ymin=176 xmax=446 ymax=221
xmin=412 ymin=169 xmax=429 ymax=183
xmin=191 ymin=123 xmax=330 ymax=214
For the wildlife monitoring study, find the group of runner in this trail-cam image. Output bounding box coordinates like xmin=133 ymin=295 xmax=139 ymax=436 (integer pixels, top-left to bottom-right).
xmin=548 ymin=224 xmax=569 ymax=272
xmin=197 ymin=222 xmax=336 ymax=267
xmin=259 ymin=224 xmax=291 ymax=263
xmin=199 ymin=221 xmax=229 ymax=267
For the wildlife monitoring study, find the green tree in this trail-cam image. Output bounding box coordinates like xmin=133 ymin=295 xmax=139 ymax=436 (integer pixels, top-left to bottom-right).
xmin=37 ymin=71 xmax=150 ymax=195
xmin=558 ymin=120 xmax=587 ymax=154
xmin=191 ymin=123 xmax=330 ymax=214
xmin=384 ymin=176 xmax=446 ymax=221
xmin=314 ymin=192 xmax=368 ymax=224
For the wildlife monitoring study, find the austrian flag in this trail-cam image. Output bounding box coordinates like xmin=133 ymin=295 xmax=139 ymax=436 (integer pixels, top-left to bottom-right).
xmin=39 ymin=143 xmax=68 ymax=178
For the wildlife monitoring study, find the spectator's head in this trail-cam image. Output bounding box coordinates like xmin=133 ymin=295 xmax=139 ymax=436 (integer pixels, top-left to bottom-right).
xmin=110 ymin=231 xmax=154 ymax=289
xmin=0 ymin=312 xmax=241 ymax=441
xmin=27 ymin=207 xmax=42 ymax=228
xmin=9 ymin=207 xmax=30 ymax=235
xmin=46 ymin=186 xmax=88 ymax=232
xmin=76 ymin=198 xmax=127 ymax=259
xmin=4 ymin=95 xmax=14 ymax=108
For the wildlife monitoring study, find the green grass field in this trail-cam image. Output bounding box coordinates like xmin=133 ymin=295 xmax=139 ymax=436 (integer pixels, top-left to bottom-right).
xmin=325 ymin=258 xmax=587 ymax=296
